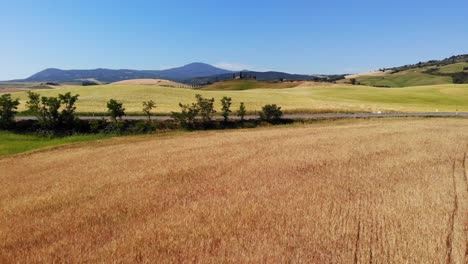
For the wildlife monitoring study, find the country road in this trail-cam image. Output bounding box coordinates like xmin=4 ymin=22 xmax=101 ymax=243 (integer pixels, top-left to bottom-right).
xmin=14 ymin=112 xmax=468 ymax=121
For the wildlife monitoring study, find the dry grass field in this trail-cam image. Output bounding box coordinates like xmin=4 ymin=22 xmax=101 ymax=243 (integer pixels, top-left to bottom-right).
xmin=112 ymin=79 xmax=188 ymax=88
xmin=1 ymin=119 xmax=467 ymax=263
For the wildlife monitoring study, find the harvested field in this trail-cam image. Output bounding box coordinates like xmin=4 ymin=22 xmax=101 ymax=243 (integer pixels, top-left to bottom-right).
xmin=0 ymin=88 xmax=30 ymax=93
xmin=0 ymin=119 xmax=467 ymax=263
xmin=0 ymin=82 xmax=52 ymax=93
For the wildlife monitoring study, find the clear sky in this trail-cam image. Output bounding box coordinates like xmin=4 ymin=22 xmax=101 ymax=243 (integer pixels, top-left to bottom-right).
xmin=1 ymin=0 xmax=467 ymax=80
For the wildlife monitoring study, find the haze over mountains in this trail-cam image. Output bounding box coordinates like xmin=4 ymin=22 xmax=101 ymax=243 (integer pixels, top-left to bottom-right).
xmin=11 ymin=63 xmax=324 ymax=84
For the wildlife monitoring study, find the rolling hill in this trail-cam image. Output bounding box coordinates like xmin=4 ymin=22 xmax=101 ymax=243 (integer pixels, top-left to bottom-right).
xmin=10 ymin=83 xmax=468 ymax=114
xmin=200 ymin=79 xmax=345 ymax=90
xmin=345 ymin=54 xmax=468 ymax=87
xmin=201 ymin=80 xmax=303 ymax=90
xmin=190 ymin=71 xmax=345 ymax=85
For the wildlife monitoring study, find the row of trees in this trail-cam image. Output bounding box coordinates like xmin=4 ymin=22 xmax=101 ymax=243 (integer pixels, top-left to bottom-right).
xmin=171 ymin=95 xmax=251 ymax=128
xmin=25 ymin=92 xmax=80 ymax=130
xmin=0 ymin=92 xmax=283 ymax=132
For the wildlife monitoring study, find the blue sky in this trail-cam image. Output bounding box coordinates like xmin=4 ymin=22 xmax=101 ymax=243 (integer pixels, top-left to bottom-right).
xmin=1 ymin=0 xmax=467 ymax=80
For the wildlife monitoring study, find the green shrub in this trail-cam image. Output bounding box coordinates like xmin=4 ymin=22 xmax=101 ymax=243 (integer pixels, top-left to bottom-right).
xmin=237 ymin=102 xmax=246 ymax=121
xmin=171 ymin=102 xmax=199 ymax=129
xmin=172 ymin=94 xmax=216 ymax=129
xmin=131 ymin=121 xmax=156 ymax=133
xmin=82 ymin=80 xmax=99 ymax=86
xmin=220 ymin=96 xmax=232 ymax=122
xmin=26 ymin=91 xmax=79 ymax=131
xmin=89 ymin=119 xmax=108 ymax=133
xmin=0 ymin=94 xmax=20 ymax=129
xmin=58 ymin=92 xmax=80 ymax=129
xmin=106 ymin=99 xmax=126 ymax=121
xmin=104 ymin=121 xmax=126 ymax=134
xmin=142 ymin=100 xmax=156 ymax=122
xmin=452 ymin=72 xmax=468 ymax=84
xmin=195 ymin=94 xmax=215 ymax=122
xmin=259 ymin=104 xmax=283 ymax=122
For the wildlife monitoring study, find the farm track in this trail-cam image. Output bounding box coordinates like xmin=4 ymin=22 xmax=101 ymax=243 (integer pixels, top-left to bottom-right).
xmin=447 ymin=148 xmax=468 ymax=264
xmin=463 ymin=146 xmax=468 ymax=263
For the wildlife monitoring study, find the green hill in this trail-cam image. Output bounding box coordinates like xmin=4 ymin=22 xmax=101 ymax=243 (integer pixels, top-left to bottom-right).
xmin=354 ymin=70 xmax=452 ymax=87
xmin=437 ymin=62 xmax=468 ymax=73
xmin=348 ymin=55 xmax=468 ymax=87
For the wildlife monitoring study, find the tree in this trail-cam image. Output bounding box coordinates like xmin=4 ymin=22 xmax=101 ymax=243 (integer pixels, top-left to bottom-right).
xmin=26 ymin=91 xmax=41 ymax=116
xmin=0 ymin=94 xmax=20 ymax=129
xmin=142 ymin=100 xmax=156 ymax=122
xmin=195 ymin=94 xmax=215 ymax=122
xmin=171 ymin=102 xmax=199 ymax=129
xmin=39 ymin=96 xmax=61 ymax=129
xmin=82 ymin=80 xmax=99 ymax=86
xmin=259 ymin=104 xmax=283 ymax=121
xmin=58 ymin=92 xmax=79 ymax=127
xmin=237 ymin=102 xmax=246 ymax=121
xmin=107 ymin=99 xmax=126 ymax=121
xmin=220 ymin=96 xmax=232 ymax=122
xmin=350 ymin=78 xmax=357 ymax=85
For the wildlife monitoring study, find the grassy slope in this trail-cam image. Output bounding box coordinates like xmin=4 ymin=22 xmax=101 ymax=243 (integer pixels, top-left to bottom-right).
xmin=0 ymin=82 xmax=52 ymax=91
xmin=437 ymin=62 xmax=468 ymax=73
xmin=0 ymin=82 xmax=39 ymax=88
xmin=355 ymin=62 xmax=468 ymax=87
xmin=356 ymin=72 xmax=452 ymax=87
xmin=355 ymin=66 xmax=453 ymax=87
xmin=9 ymin=83 xmax=468 ymax=114
xmin=0 ymin=132 xmax=111 ymax=156
xmin=202 ymin=80 xmax=300 ymax=90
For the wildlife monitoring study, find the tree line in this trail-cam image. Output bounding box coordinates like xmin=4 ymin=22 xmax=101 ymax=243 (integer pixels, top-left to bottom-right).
xmin=0 ymin=92 xmax=284 ymax=134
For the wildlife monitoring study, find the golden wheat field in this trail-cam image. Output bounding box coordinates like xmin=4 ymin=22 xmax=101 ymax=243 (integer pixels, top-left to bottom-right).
xmin=1 ymin=119 xmax=467 ymax=263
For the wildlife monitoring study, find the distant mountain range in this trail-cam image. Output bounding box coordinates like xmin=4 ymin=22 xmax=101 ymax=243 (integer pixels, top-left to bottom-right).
xmin=9 ymin=63 xmax=340 ymax=84
xmin=13 ymin=63 xmax=232 ymax=83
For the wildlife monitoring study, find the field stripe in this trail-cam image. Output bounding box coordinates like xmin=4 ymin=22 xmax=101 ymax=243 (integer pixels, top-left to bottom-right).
xmin=445 ymin=162 xmax=457 ymax=264
xmin=447 ymin=153 xmax=468 ymax=264
xmin=463 ymin=146 xmax=468 ymax=263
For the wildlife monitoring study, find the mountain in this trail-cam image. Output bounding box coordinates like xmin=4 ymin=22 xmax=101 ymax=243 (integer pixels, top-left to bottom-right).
xmin=14 ymin=63 xmax=233 ymax=83
xmin=23 ymin=68 xmax=159 ymax=83
xmin=143 ymin=63 xmax=233 ymax=80
xmin=11 ymin=62 xmax=346 ymax=84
